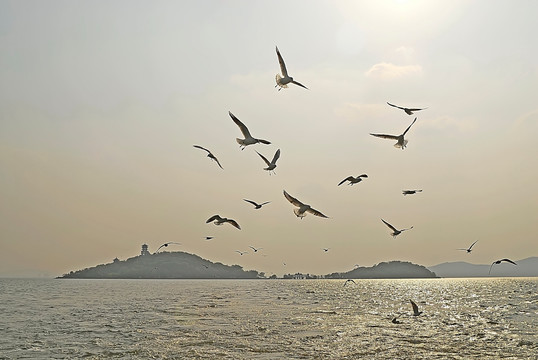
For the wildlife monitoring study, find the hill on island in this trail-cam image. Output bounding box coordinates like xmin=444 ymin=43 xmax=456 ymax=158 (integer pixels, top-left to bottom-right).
xmin=325 ymin=261 xmax=438 ymax=279
xmin=428 ymin=257 xmax=538 ymax=278
xmin=58 ymin=251 xmax=261 ymax=279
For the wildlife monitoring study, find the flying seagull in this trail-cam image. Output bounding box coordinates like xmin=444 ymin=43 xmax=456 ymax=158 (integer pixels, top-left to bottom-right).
xmin=236 ymin=250 xmax=247 ymax=256
xmin=249 ymin=246 xmax=262 ymax=253
xmin=155 ymin=242 xmax=181 ymax=253
xmin=228 ymin=111 xmax=271 ymax=150
xmin=283 ymin=190 xmax=329 ymax=219
xmin=193 ymin=145 xmax=223 ymax=169
xmin=322 ymin=248 xmax=330 ymax=252
xmin=243 ymin=199 xmax=271 ymax=209
xmin=256 ymin=149 xmax=280 ymax=174
xmin=344 ymin=279 xmax=356 ymax=286
xmin=489 ymin=258 xmax=517 ymax=274
xmin=370 ymin=117 xmax=417 ymax=150
xmin=458 ymin=240 xmax=478 ymax=253
xmin=391 ymin=316 xmax=402 ymax=324
xmin=203 ymin=236 xmax=214 ymax=241
xmin=402 ymin=189 xmax=422 ymax=196
xmin=275 ymin=46 xmax=308 ymax=91
xmin=381 ymin=218 xmax=413 ymax=238
xmin=387 ymin=102 xmax=427 ymax=115
xmin=338 ymin=174 xmax=368 ymax=186
xmin=206 ymin=215 xmax=241 ymax=230
xmin=410 ymin=300 xmax=423 ymax=316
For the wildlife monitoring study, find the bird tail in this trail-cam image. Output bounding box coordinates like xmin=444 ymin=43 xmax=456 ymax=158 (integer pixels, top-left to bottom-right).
xmin=293 ymin=209 xmax=304 ymax=218
xmin=275 ymin=74 xmax=288 ymax=88
xmin=236 ymin=138 xmax=245 ymax=145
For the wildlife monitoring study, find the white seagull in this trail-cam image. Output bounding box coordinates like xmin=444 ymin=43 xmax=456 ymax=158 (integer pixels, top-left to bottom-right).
xmin=256 ymin=149 xmax=280 ymax=174
xmin=387 ymin=102 xmax=427 ymax=115
xmin=229 ymin=111 xmax=271 ymax=150
xmin=155 ymin=242 xmax=181 ymax=253
xmin=243 ymin=199 xmax=271 ymax=209
xmin=283 ymin=190 xmax=329 ymax=219
xmin=458 ymin=240 xmax=478 ymax=253
xmin=236 ymin=250 xmax=248 ymax=256
xmin=381 ymin=218 xmax=413 ymax=238
xmin=370 ymin=117 xmax=417 ymax=150
xmin=489 ymin=258 xmax=517 ymax=274
xmin=206 ymin=215 xmax=241 ymax=230
xmin=403 ymin=189 xmax=422 ymax=196
xmin=338 ymin=174 xmax=368 ymax=186
xmin=275 ymin=46 xmax=308 ymax=91
xmin=410 ymin=300 xmax=423 ymax=316
xmin=193 ymin=145 xmax=223 ymax=169
xmin=249 ymin=246 xmax=263 ymax=253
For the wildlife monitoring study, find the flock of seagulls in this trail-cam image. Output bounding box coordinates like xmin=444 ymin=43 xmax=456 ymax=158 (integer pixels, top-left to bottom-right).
xmin=189 ymin=45 xmax=518 ymax=291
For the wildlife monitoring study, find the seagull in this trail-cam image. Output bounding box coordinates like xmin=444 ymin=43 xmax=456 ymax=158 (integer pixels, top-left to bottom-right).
xmin=203 ymin=236 xmax=214 ymax=241
xmin=489 ymin=258 xmax=517 ymax=274
xmin=370 ymin=117 xmax=417 ymax=150
xmin=410 ymin=300 xmax=423 ymax=316
xmin=256 ymin=149 xmax=280 ymax=174
xmin=249 ymin=246 xmax=263 ymax=253
xmin=344 ymin=279 xmax=356 ymax=286
xmin=387 ymin=102 xmax=427 ymax=115
xmin=391 ymin=316 xmax=402 ymax=324
xmin=243 ymin=199 xmax=271 ymax=209
xmin=458 ymin=240 xmax=478 ymax=253
xmin=236 ymin=250 xmax=248 ymax=256
xmin=322 ymin=248 xmax=330 ymax=252
xmin=402 ymin=189 xmax=422 ymax=196
xmin=155 ymin=242 xmax=181 ymax=253
xmin=206 ymin=215 xmax=241 ymax=230
xmin=381 ymin=218 xmax=413 ymax=238
xmin=283 ymin=190 xmax=329 ymax=219
xmin=228 ymin=111 xmax=271 ymax=150
xmin=338 ymin=174 xmax=368 ymax=186
xmin=275 ymin=46 xmax=308 ymax=91
xmin=193 ymin=145 xmax=223 ymax=169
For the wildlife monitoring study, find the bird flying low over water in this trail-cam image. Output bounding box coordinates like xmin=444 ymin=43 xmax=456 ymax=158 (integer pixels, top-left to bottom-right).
xmin=489 ymin=258 xmax=517 ymax=274
xmin=370 ymin=117 xmax=417 ymax=150
xmin=387 ymin=102 xmax=427 ymax=115
xmin=410 ymin=300 xmax=423 ymax=316
xmin=193 ymin=145 xmax=223 ymax=169
xmin=206 ymin=215 xmax=241 ymax=230
xmin=243 ymin=199 xmax=270 ymax=209
xmin=229 ymin=111 xmax=271 ymax=150
xmin=381 ymin=218 xmax=413 ymax=238
xmin=256 ymin=149 xmax=280 ymax=174
xmin=283 ymin=190 xmax=329 ymax=219
xmin=338 ymin=174 xmax=368 ymax=186
xmin=344 ymin=279 xmax=356 ymax=286
xmin=402 ymin=189 xmax=422 ymax=196
xmin=275 ymin=46 xmax=308 ymax=91
xmin=458 ymin=240 xmax=478 ymax=253
xmin=155 ymin=242 xmax=181 ymax=252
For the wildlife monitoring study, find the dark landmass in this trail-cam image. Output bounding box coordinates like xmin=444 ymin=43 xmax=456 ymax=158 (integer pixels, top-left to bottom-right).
xmin=428 ymin=257 xmax=538 ymax=278
xmin=324 ymin=261 xmax=438 ymax=279
xmin=58 ymin=251 xmax=261 ymax=279
xmin=59 ymin=252 xmax=438 ymax=279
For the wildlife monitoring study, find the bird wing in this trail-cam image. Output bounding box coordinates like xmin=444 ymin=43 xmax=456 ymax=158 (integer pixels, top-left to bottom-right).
xmin=271 ymin=149 xmax=281 ymax=164
xmin=489 ymin=262 xmax=495 ymax=274
xmin=206 ymin=215 xmax=221 ymax=223
xmin=168 ymin=242 xmax=181 ymax=245
xmin=381 ymin=219 xmax=398 ymax=232
xmin=338 ymin=176 xmax=354 ymax=186
xmin=213 ymin=156 xmax=224 ymax=169
xmin=155 ymin=244 xmax=166 ymax=252
xmin=410 ymin=300 xmax=420 ymax=315
xmin=259 ymin=201 xmax=271 ymax=206
xmin=291 ymin=80 xmax=308 ymax=90
xmin=358 ymin=174 xmax=368 ymax=178
xmin=193 ymin=145 xmax=210 ymax=154
xmin=256 ymin=151 xmax=271 ymax=166
xmin=228 ymin=111 xmax=252 ymax=138
xmin=407 ymin=107 xmax=427 ymax=112
xmin=226 ymin=219 xmax=241 ymax=230
xmin=257 ymin=139 xmax=271 ymax=145
xmin=387 ymin=102 xmax=405 ymax=110
xmin=501 ymin=258 xmax=517 ymax=265
xmin=370 ymin=133 xmax=399 ymax=140
xmin=402 ymin=117 xmax=417 ymax=136
xmin=283 ymin=190 xmax=304 ymax=207
xmin=243 ymin=199 xmax=259 ymax=207
xmin=468 ymin=240 xmax=478 ymax=250
xmin=307 ymin=207 xmax=328 ymax=218
xmin=276 ymin=46 xmax=288 ymax=77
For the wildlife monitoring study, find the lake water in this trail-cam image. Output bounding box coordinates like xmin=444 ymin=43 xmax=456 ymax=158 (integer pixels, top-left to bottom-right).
xmin=0 ymin=278 xmax=536 ymax=359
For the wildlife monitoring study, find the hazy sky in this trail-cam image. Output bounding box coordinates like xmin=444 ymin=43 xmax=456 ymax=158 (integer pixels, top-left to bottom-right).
xmin=1 ymin=0 xmax=537 ymax=278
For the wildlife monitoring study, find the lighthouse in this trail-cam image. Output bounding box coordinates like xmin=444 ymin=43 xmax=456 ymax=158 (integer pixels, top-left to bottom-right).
xmin=141 ymin=244 xmax=149 ymax=256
